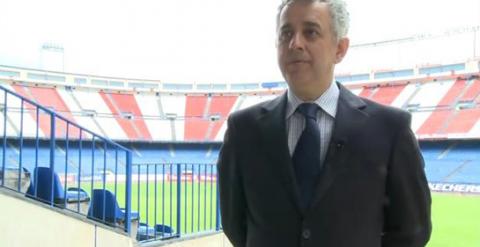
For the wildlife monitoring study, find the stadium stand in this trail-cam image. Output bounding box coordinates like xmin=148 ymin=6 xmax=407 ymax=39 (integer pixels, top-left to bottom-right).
xmin=416 ymin=79 xmax=466 ymax=135
xmin=184 ymin=95 xmax=209 ymax=141
xmin=1 ymin=63 xmax=479 ymax=187
xmin=56 ymin=87 xmax=104 ymax=137
xmin=134 ymin=92 xmax=171 ymax=140
xmin=160 ymin=94 xmax=186 ymax=141
xmin=1 ymin=61 xmax=480 ymax=247
xmin=11 ymin=84 xmax=79 ymax=138
xmin=2 ymin=73 xmax=480 ymax=142
xmin=369 ymin=84 xmax=407 ymax=105
xmin=100 ymin=92 xmax=152 ymax=141
xmin=207 ymin=95 xmax=237 ymax=140
xmin=71 ymin=88 xmax=128 ymax=139
xmin=420 ymin=140 xmax=480 ymax=184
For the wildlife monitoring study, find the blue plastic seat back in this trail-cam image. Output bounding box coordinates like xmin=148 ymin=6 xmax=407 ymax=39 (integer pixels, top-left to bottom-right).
xmin=88 ymin=189 xmax=123 ymax=224
xmin=155 ymin=224 xmax=174 ymax=234
xmin=26 ymin=167 xmax=65 ymax=204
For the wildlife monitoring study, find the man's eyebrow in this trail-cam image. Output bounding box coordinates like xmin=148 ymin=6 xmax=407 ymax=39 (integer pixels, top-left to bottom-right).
xmin=279 ymin=22 xmax=322 ymax=32
xmin=304 ymin=21 xmax=322 ymax=30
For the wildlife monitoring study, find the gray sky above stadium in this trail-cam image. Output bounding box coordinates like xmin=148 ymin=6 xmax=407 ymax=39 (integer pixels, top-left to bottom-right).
xmin=0 ymin=0 xmax=479 ymax=83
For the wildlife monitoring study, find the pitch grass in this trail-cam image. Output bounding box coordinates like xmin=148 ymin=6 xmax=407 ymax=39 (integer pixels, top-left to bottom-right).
xmin=81 ymin=181 xmax=480 ymax=246
xmin=427 ymin=193 xmax=480 ymax=247
xmin=81 ymin=180 xmax=219 ymax=235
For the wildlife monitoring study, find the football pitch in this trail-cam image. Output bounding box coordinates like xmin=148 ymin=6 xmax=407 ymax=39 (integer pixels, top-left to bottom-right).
xmin=428 ymin=193 xmax=480 ymax=247
xmin=83 ymin=180 xmax=219 ymax=234
xmin=84 ymin=181 xmax=480 ymax=246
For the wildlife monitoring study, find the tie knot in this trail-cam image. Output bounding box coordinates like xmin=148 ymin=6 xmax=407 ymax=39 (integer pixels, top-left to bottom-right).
xmin=297 ymin=103 xmax=318 ymax=120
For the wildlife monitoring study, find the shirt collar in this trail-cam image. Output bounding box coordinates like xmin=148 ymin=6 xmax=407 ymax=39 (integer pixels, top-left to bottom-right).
xmin=286 ymin=81 xmax=339 ymax=119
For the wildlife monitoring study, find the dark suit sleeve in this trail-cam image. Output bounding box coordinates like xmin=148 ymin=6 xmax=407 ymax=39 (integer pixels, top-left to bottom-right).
xmin=382 ymin=114 xmax=432 ymax=247
xmin=217 ymin=117 xmax=247 ymax=247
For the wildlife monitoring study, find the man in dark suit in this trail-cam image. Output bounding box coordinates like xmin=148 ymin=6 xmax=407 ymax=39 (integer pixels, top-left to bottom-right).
xmin=218 ymin=0 xmax=432 ymax=247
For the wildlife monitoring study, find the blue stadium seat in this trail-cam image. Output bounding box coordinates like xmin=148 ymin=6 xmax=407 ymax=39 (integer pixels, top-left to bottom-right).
xmin=26 ymin=167 xmax=63 ymax=204
xmin=137 ymin=222 xmax=174 ymax=241
xmin=88 ymin=189 xmax=139 ymax=225
xmin=26 ymin=167 xmax=90 ymax=212
xmin=422 ymin=141 xmax=480 ymax=184
xmin=155 ymin=224 xmax=174 ymax=235
xmin=137 ymin=223 xmax=155 ymax=241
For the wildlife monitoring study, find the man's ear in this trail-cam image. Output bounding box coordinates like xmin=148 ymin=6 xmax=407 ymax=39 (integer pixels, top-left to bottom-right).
xmin=335 ymin=37 xmax=350 ymax=64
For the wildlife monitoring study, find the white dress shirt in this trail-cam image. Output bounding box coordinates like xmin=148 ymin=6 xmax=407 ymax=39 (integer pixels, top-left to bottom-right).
xmin=285 ymin=82 xmax=340 ymax=164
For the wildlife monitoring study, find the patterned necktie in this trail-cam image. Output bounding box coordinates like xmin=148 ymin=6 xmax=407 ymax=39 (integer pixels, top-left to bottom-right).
xmin=292 ymin=103 xmax=321 ymax=210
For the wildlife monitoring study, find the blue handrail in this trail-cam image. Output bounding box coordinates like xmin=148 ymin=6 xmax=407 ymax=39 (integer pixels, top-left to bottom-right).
xmin=0 ymin=84 xmax=224 ymax=241
xmin=0 ymin=85 xmax=127 ymax=150
xmin=0 ymin=84 xmax=133 ymax=235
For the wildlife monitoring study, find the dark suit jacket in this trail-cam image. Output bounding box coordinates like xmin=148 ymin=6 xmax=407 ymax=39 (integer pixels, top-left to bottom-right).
xmin=218 ymin=83 xmax=431 ymax=247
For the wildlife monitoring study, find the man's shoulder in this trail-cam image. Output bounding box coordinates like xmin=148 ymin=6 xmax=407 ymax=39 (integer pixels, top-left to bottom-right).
xmin=339 ymin=84 xmax=411 ymax=126
xmin=229 ymin=94 xmax=283 ymax=122
xmin=339 ymin=83 xmax=410 ymax=124
xmin=360 ymin=96 xmax=411 ymax=127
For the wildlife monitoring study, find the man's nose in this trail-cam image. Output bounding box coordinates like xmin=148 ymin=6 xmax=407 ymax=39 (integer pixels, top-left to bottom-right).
xmin=289 ymin=33 xmax=305 ymax=50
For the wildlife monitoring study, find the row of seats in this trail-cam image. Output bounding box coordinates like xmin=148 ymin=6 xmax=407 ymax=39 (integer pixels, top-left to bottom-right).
xmin=1 ymin=139 xmax=478 ymax=184
xmin=0 ymin=140 xmax=220 ymax=176
xmin=1 ymin=83 xmax=245 ymax=141
xmin=420 ymin=141 xmax=480 ymax=184
xmin=358 ymin=79 xmax=480 ymax=137
xmin=3 ymin=77 xmax=478 ymax=142
xmin=1 ymin=166 xmax=173 ymax=241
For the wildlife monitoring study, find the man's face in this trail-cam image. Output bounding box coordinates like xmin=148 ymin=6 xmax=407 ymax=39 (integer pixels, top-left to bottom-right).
xmin=277 ymin=1 xmax=349 ymax=100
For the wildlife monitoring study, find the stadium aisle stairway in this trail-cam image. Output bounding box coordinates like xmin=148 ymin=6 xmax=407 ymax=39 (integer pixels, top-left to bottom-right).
xmin=100 ymin=92 xmax=144 ymax=140
xmin=444 ymin=79 xmax=480 ymax=135
xmin=135 ymin=93 xmax=172 ymax=140
xmin=417 ymin=79 xmax=466 ymax=135
xmin=160 ymin=94 xmax=186 ymax=141
xmin=409 ymin=80 xmax=455 ymax=133
xmin=11 ymin=85 xmax=79 ymax=138
xmin=69 ymin=89 xmax=127 ymax=140
xmin=207 ymin=95 xmax=237 ymax=140
xmin=56 ymin=87 xmax=104 ymax=137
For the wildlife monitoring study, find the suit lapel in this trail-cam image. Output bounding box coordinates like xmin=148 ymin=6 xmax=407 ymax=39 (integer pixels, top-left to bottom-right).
xmin=257 ymin=84 xmax=370 ymax=215
xmin=309 ymin=83 xmax=369 ymax=210
xmin=258 ymin=93 xmax=302 ymax=213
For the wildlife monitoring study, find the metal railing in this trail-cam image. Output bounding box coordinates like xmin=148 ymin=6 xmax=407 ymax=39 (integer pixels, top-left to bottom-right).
xmin=0 ymin=84 xmax=223 ymax=241
xmin=0 ymin=85 xmax=134 ymax=234
xmin=131 ymin=163 xmax=220 ymax=242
